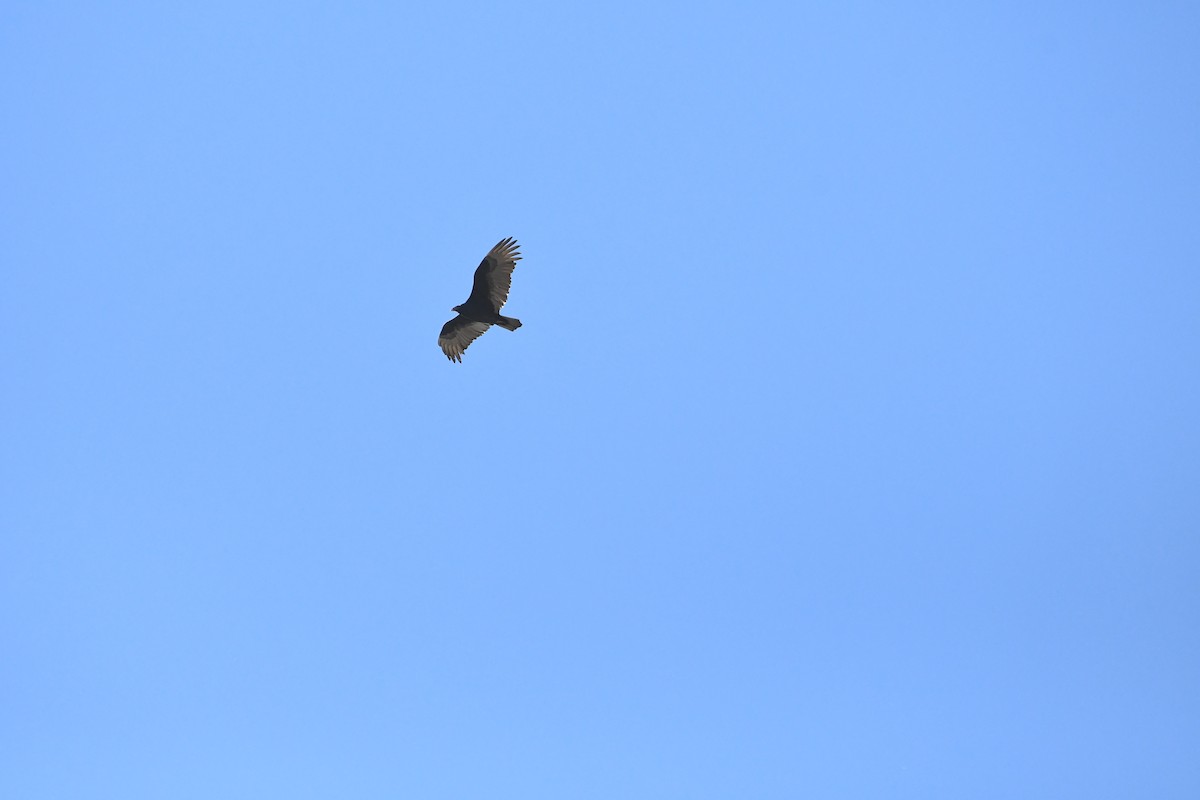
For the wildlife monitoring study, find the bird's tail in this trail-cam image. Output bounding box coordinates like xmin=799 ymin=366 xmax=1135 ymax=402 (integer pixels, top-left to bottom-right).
xmin=496 ymin=315 xmax=522 ymax=331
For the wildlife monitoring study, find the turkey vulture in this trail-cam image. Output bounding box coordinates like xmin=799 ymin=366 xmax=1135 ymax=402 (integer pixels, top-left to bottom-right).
xmin=438 ymin=237 xmax=523 ymax=363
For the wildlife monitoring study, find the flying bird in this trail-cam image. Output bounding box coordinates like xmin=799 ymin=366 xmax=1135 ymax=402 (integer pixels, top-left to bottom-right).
xmin=438 ymin=237 xmax=524 ymax=363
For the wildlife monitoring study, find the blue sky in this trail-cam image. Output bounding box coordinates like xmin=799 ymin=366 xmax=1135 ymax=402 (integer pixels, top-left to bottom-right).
xmin=2 ymin=2 xmax=1198 ymax=797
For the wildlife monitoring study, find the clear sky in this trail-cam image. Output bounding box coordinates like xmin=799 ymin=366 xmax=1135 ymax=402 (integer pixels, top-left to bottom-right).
xmin=3 ymin=2 xmax=1198 ymax=797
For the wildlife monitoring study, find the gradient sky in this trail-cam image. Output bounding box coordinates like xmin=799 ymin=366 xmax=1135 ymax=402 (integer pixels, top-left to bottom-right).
xmin=3 ymin=2 xmax=1199 ymax=798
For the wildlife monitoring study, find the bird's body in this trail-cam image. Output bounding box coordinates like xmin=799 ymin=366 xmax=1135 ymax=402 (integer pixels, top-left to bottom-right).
xmin=438 ymin=237 xmax=523 ymax=362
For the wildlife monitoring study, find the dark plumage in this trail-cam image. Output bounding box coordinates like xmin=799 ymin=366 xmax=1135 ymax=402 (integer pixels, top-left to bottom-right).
xmin=438 ymin=237 xmax=523 ymax=363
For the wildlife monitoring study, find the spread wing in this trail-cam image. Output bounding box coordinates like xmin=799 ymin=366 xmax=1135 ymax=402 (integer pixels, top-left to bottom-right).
xmin=465 ymin=237 xmax=521 ymax=312
xmin=438 ymin=316 xmax=491 ymax=363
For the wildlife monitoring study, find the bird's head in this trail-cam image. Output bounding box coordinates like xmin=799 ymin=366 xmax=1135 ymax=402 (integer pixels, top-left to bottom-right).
xmin=451 ymin=304 xmax=463 ymax=313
